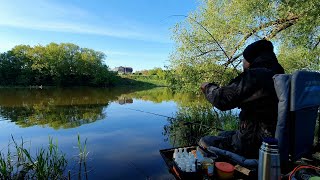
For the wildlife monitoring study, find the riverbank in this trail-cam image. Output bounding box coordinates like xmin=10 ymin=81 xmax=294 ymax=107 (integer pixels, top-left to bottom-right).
xmin=0 ymin=75 xmax=168 ymax=89
xmin=118 ymin=74 xmax=168 ymax=87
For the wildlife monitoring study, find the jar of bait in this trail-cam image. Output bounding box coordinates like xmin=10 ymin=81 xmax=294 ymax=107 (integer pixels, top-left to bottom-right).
xmin=202 ymin=157 xmax=214 ymax=177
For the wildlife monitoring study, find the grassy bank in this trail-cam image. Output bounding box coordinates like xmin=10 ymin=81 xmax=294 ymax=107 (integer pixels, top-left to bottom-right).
xmin=0 ymin=74 xmax=167 ymax=89
xmin=118 ymin=74 xmax=168 ymax=87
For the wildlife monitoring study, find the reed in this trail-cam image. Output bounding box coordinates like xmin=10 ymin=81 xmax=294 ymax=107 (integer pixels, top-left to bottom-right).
xmin=0 ymin=136 xmax=67 ymax=179
xmin=0 ymin=135 xmax=90 ymax=180
xmin=164 ymin=105 xmax=238 ymax=146
xmin=76 ymin=134 xmax=89 ymax=180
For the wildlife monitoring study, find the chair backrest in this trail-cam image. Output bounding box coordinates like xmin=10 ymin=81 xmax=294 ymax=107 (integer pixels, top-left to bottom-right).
xmin=273 ymin=71 xmax=320 ymax=164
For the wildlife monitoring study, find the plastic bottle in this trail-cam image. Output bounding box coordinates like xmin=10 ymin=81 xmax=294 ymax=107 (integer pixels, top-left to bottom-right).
xmin=191 ymin=164 xmax=196 ymax=172
xmin=173 ymin=149 xmax=178 ymax=159
xmin=178 ymin=148 xmax=183 ymax=158
xmin=188 ymin=153 xmax=195 ymax=168
xmin=176 ymin=157 xmax=180 ymax=165
xmin=196 ymin=147 xmax=204 ymax=162
xmin=183 ymin=147 xmax=188 ymax=157
xmin=180 ymin=160 xmax=186 ymax=171
xmin=186 ymin=162 xmax=191 ymax=172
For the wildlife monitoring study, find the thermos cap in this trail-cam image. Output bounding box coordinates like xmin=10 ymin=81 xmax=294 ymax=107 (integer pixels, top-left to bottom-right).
xmin=262 ymin=137 xmax=278 ymax=145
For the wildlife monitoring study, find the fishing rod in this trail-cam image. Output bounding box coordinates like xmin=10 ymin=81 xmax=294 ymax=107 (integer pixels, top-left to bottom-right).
xmin=125 ymin=107 xmax=224 ymax=131
xmin=170 ymin=14 xmax=246 ymax=67
xmin=170 ymin=15 xmax=231 ymax=61
xmin=168 ymin=15 xmax=242 ymax=86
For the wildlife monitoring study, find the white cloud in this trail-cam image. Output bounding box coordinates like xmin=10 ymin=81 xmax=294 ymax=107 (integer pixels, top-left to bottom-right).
xmin=0 ymin=19 xmax=145 ymax=40
xmin=0 ymin=0 xmax=171 ymax=43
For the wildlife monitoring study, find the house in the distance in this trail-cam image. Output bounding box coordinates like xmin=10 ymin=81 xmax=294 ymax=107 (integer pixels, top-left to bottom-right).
xmin=113 ymin=66 xmax=133 ymax=74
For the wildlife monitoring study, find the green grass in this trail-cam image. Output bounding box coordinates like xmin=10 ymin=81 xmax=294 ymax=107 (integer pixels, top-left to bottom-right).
xmin=0 ymin=135 xmax=89 ymax=180
xmin=77 ymin=134 xmax=89 ymax=180
xmin=164 ymin=105 xmax=239 ymax=147
xmin=0 ymin=136 xmax=67 ymax=180
xmin=119 ymin=74 xmax=168 ymax=87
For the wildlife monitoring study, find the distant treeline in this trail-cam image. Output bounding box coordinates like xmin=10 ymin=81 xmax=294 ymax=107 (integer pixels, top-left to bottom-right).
xmin=135 ymin=68 xmax=166 ymax=79
xmin=0 ymin=43 xmax=118 ymax=86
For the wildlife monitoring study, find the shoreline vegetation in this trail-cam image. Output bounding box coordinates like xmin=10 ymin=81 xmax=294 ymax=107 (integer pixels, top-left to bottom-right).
xmin=0 ymin=43 xmax=167 ymax=89
xmin=119 ymin=74 xmax=167 ymax=87
xmin=0 ymin=135 xmax=88 ymax=180
xmin=164 ymin=106 xmax=239 ymax=147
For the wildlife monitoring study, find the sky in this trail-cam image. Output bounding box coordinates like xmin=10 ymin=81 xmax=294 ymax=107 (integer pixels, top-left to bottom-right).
xmin=0 ymin=0 xmax=199 ymax=71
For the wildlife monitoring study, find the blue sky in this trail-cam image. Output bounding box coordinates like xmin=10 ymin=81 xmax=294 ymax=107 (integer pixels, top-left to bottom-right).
xmin=0 ymin=0 xmax=199 ymax=71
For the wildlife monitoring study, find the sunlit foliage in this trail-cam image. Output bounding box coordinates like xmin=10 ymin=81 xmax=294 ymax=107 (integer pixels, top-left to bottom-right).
xmin=0 ymin=43 xmax=118 ymax=87
xmin=169 ymin=0 xmax=320 ymax=92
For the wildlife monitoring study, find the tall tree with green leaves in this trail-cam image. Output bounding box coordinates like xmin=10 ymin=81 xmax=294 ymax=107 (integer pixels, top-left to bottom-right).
xmin=169 ymin=0 xmax=319 ymax=92
xmin=0 ymin=43 xmax=117 ymax=87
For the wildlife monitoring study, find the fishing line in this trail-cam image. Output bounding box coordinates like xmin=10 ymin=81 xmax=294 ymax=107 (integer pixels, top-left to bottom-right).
xmin=124 ymin=107 xmax=224 ymax=131
xmin=128 ymin=161 xmax=151 ymax=180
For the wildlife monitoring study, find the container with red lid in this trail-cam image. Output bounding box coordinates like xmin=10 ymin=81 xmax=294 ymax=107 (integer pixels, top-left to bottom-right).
xmin=215 ymin=162 xmax=235 ymax=179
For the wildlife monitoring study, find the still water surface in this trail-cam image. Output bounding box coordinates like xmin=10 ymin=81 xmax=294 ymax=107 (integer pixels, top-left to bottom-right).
xmin=0 ymin=87 xmax=203 ymax=179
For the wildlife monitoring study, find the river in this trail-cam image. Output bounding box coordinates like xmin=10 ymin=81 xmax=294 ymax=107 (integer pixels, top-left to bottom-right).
xmin=0 ymin=87 xmax=208 ymax=179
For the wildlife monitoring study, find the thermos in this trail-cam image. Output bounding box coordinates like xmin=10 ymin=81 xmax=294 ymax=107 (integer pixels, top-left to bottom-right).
xmin=258 ymin=138 xmax=281 ymax=180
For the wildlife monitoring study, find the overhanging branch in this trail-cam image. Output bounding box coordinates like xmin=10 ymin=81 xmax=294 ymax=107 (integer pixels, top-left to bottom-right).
xmin=223 ymin=15 xmax=300 ymax=67
xmin=313 ymin=37 xmax=320 ymax=50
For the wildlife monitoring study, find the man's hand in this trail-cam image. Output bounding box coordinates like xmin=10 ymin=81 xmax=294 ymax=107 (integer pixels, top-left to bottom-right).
xmin=200 ymin=82 xmax=210 ymax=93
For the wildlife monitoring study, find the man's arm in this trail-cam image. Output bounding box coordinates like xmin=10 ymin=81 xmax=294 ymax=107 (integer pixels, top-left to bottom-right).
xmin=202 ymin=73 xmax=250 ymax=111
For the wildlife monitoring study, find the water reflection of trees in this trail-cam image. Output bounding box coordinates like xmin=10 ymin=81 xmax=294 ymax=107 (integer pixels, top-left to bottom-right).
xmin=117 ymin=97 xmax=133 ymax=105
xmin=123 ymin=88 xmax=201 ymax=107
xmin=0 ymin=87 xmax=151 ymax=129
xmin=0 ymin=105 xmax=105 ymax=129
xmin=0 ymin=87 xmax=241 ymax=136
xmin=0 ymin=88 xmax=114 ymax=129
xmin=0 ymin=87 xmax=198 ymax=129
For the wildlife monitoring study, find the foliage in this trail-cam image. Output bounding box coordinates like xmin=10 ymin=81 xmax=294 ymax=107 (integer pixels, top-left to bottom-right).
xmin=135 ymin=68 xmax=167 ymax=80
xmin=0 ymin=135 xmax=92 ymax=180
xmin=165 ymin=63 xmax=238 ymax=93
xmin=119 ymin=74 xmax=168 ymax=87
xmin=0 ymin=43 xmax=119 ymax=87
xmin=164 ymin=105 xmax=238 ymax=147
xmin=125 ymin=67 xmax=169 ymax=87
xmin=76 ymin=134 xmax=89 ymax=180
xmin=0 ymin=136 xmax=67 ymax=180
xmin=169 ymin=0 xmax=320 ymax=92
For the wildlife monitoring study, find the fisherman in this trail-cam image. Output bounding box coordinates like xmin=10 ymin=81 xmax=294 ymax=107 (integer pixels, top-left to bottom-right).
xmin=199 ymin=40 xmax=284 ymax=158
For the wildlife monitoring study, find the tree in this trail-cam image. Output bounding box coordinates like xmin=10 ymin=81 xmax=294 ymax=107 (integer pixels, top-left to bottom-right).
xmin=169 ymin=0 xmax=319 ymax=92
xmin=0 ymin=43 xmax=117 ymax=87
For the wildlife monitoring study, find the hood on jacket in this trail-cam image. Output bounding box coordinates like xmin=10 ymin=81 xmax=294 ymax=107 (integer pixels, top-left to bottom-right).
xmin=249 ymin=52 xmax=285 ymax=74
